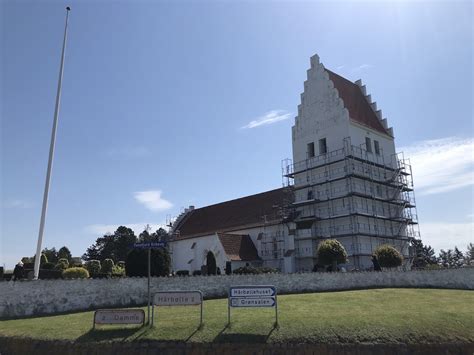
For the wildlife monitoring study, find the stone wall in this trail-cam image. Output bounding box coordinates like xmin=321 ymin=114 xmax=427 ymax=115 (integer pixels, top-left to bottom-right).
xmin=1 ymin=268 xmax=473 ymax=318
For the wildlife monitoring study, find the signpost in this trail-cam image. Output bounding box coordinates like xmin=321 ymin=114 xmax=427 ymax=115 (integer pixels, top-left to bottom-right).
xmin=228 ymin=285 xmax=278 ymax=327
xmin=132 ymin=241 xmax=167 ymax=325
xmin=152 ymin=290 xmax=203 ymax=327
xmin=93 ymin=309 xmax=145 ymax=329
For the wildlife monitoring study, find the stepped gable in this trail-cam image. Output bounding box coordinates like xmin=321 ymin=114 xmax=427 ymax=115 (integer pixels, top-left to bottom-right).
xmin=325 ymin=68 xmax=391 ymax=137
xmin=217 ymin=233 xmax=260 ymax=261
xmin=174 ymin=187 xmax=293 ymax=240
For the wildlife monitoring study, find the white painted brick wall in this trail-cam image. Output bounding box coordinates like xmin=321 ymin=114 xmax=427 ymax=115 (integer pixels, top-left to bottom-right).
xmin=1 ymin=268 xmax=472 ymax=318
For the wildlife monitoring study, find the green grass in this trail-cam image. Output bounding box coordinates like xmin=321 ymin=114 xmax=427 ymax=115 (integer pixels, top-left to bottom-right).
xmin=0 ymin=289 xmax=472 ymax=344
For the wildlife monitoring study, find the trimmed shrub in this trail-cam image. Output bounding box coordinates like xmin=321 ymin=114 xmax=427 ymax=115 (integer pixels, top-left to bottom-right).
xmin=101 ymin=258 xmax=115 ymax=274
xmin=233 ymin=266 xmax=278 ymax=275
xmin=41 ymin=262 xmax=55 ymax=270
xmin=111 ymin=265 xmax=125 ymax=277
xmin=40 ymin=253 xmax=48 ymax=265
xmin=62 ymin=267 xmax=89 ymax=279
xmin=316 ymin=239 xmax=348 ymax=267
xmin=374 ymin=245 xmax=403 ymax=268
xmin=176 ymin=270 xmax=189 ymax=276
xmin=233 ymin=266 xmax=259 ymax=274
xmin=55 ymin=258 xmax=69 ymax=270
xmin=117 ymin=261 xmax=126 ymax=269
xmin=192 ymin=270 xmax=202 ymax=276
xmin=23 ymin=262 xmax=34 ymax=270
xmin=85 ymin=260 xmax=101 ymax=275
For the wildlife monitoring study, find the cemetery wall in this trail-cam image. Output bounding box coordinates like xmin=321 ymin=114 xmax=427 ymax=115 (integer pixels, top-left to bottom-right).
xmin=0 ymin=268 xmax=472 ymax=318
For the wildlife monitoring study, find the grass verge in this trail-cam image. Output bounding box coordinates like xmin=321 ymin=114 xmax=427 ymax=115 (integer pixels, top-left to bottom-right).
xmin=0 ymin=289 xmax=472 ymax=344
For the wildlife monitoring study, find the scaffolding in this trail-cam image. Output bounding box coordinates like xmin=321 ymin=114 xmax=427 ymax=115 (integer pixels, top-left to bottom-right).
xmin=281 ymin=137 xmax=420 ymax=269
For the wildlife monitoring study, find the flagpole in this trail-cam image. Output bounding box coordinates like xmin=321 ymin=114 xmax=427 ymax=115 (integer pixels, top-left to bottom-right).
xmin=34 ymin=6 xmax=71 ymax=280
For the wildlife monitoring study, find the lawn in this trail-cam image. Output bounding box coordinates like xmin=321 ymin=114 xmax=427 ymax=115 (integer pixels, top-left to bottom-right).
xmin=0 ymin=289 xmax=472 ymax=344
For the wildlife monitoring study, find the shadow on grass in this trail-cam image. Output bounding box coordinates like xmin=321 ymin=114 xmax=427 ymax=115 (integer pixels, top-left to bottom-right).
xmin=213 ymin=323 xmax=277 ymax=344
xmin=75 ymin=326 xmax=149 ymax=343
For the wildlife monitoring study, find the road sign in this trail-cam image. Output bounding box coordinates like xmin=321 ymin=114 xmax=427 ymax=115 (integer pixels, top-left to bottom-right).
xmin=228 ymin=285 xmax=278 ymax=327
xmin=230 ymin=297 xmax=275 ymax=307
xmin=154 ymin=291 xmax=202 ymax=306
xmin=131 ymin=240 xmax=167 ymax=324
xmin=230 ymin=286 xmax=276 ymax=298
xmin=152 ymin=290 xmax=203 ymax=327
xmin=93 ymin=309 xmax=145 ymax=329
xmin=133 ymin=241 xmax=166 ymax=249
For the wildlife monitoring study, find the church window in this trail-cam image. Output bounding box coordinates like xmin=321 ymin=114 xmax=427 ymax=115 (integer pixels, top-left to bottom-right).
xmin=374 ymin=140 xmax=380 ymax=155
xmin=319 ymin=138 xmax=327 ymax=154
xmin=307 ymin=142 xmax=315 ymax=158
xmin=365 ymin=137 xmax=372 ymax=153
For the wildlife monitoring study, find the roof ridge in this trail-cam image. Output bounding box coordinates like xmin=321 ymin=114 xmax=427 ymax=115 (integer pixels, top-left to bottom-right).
xmin=190 ymin=187 xmax=287 ymax=211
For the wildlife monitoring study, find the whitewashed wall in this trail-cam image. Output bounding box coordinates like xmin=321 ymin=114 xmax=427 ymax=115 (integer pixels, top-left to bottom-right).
xmin=171 ymin=234 xmax=228 ymax=273
xmin=1 ymin=268 xmax=472 ymax=318
xmin=292 ymin=55 xmax=350 ymax=164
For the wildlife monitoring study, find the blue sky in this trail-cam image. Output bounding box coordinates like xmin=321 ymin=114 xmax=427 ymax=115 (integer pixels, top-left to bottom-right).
xmin=1 ymin=1 xmax=472 ymax=269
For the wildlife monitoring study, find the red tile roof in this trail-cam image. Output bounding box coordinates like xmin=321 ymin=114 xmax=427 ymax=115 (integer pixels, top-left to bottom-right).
xmin=174 ymin=187 xmax=293 ymax=239
xmin=217 ymin=233 xmax=259 ymax=261
xmin=325 ymin=69 xmax=391 ymax=136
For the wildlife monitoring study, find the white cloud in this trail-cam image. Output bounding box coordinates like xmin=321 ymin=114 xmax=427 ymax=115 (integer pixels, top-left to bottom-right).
xmin=241 ymin=110 xmax=292 ymax=129
xmin=84 ymin=223 xmax=167 ymax=236
xmin=3 ymin=199 xmax=33 ymax=209
xmin=420 ymin=221 xmax=473 ymax=253
xmin=400 ymin=137 xmax=474 ymax=195
xmin=134 ymin=190 xmax=173 ymax=211
xmin=352 ymin=64 xmax=372 ymax=73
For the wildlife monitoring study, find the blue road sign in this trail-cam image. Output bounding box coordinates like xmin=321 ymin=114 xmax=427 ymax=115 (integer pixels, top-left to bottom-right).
xmin=133 ymin=242 xmax=166 ymax=249
xmin=230 ymin=286 xmax=276 ymax=298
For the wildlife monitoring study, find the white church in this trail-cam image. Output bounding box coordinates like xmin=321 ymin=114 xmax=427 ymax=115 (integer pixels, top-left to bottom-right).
xmin=169 ymin=54 xmax=420 ymax=274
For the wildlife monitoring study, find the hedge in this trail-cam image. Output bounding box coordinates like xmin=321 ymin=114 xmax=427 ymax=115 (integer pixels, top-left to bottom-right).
xmin=62 ymin=267 xmax=89 ymax=279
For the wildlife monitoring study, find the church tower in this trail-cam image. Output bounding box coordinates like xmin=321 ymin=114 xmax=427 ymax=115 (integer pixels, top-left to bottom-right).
xmin=283 ymin=54 xmax=419 ymax=271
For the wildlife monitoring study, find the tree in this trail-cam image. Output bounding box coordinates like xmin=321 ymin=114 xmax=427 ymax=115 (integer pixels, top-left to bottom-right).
xmin=438 ymin=249 xmax=454 ymax=268
xmin=453 ymin=247 xmax=464 ymax=268
xmin=42 ymin=247 xmax=58 ymax=264
xmin=411 ymin=239 xmax=437 ymax=268
xmin=83 ymin=226 xmax=137 ymax=262
xmin=151 ymin=228 xmax=170 ymax=242
xmin=101 ymin=259 xmax=114 ymax=274
xmin=58 ymin=246 xmax=72 ymax=262
xmin=85 ymin=260 xmax=101 ymax=274
xmin=464 ymin=243 xmax=474 ymax=266
xmin=374 ymin=245 xmax=403 ymax=268
xmin=316 ymin=239 xmax=348 ymax=269
xmin=125 ymin=248 xmax=170 ymax=277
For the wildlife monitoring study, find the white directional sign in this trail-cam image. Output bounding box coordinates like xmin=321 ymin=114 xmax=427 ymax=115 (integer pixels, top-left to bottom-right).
xmin=228 ymin=285 xmax=278 ymax=326
xmin=93 ymin=309 xmax=145 ymax=328
xmin=230 ymin=297 xmax=276 ymax=307
xmin=154 ymin=291 xmax=202 ymax=306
